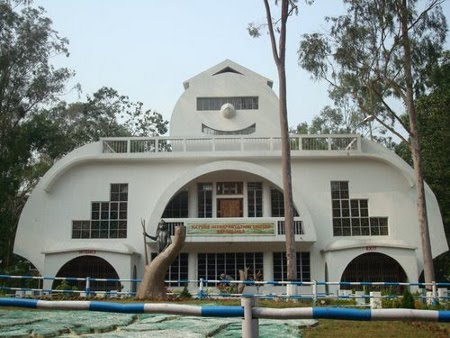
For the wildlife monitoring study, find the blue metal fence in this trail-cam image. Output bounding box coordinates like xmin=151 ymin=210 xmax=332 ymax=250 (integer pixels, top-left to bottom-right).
xmin=1 ymin=296 xmax=450 ymax=338
xmin=1 ymin=274 xmax=449 ymax=304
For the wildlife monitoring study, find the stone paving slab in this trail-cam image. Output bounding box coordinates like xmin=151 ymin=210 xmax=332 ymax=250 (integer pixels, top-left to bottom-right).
xmin=0 ymin=309 xmax=316 ymax=337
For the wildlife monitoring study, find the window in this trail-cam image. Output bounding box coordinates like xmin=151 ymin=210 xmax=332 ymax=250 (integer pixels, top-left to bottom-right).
xmin=151 ymin=253 xmax=188 ymax=287
xmin=331 ymin=181 xmax=389 ymax=236
xmin=202 ymin=123 xmax=256 ymax=135
xmin=270 ymin=188 xmax=299 ymax=217
xmin=277 ymin=220 xmax=303 ymax=235
xmin=198 ymin=252 xmax=263 ymax=286
xmin=273 ymin=252 xmax=311 ymax=282
xmin=197 ymin=97 xmax=259 ymax=111
xmin=247 ymin=182 xmax=263 ymax=217
xmin=72 ymin=183 xmax=128 ymax=239
xmin=197 ymin=183 xmax=212 ymax=218
xmin=162 ymin=190 xmax=188 ymax=218
xmin=217 ymin=182 xmax=243 ymax=195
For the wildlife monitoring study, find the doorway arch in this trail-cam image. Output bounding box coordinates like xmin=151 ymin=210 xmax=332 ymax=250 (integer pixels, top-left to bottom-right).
xmin=54 ymin=255 xmax=120 ymax=292
xmin=341 ymin=253 xmax=407 ymax=289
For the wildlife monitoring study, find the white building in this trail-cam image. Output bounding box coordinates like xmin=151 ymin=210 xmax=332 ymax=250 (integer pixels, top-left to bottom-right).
xmin=14 ymin=60 xmax=447 ymax=294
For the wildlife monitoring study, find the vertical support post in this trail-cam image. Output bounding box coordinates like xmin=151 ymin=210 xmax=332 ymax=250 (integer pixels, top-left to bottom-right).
xmin=312 ymin=280 xmax=317 ymax=306
xmin=85 ymin=277 xmax=91 ymax=297
xmin=241 ymin=296 xmax=258 ymax=338
xmin=432 ymin=281 xmax=437 ymax=305
xmin=198 ymin=278 xmax=204 ymax=300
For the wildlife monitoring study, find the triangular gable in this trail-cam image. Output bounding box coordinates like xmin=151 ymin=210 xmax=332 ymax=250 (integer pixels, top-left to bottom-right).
xmin=183 ymin=59 xmax=273 ymax=89
xmin=212 ymin=66 xmax=243 ymax=76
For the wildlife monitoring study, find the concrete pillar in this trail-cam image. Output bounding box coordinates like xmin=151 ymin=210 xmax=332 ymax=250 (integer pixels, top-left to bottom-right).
xmin=241 ymin=297 xmax=259 ymax=338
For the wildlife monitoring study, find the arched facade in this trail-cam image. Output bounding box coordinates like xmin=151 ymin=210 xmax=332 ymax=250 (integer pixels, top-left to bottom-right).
xmin=14 ymin=60 xmax=447 ymax=295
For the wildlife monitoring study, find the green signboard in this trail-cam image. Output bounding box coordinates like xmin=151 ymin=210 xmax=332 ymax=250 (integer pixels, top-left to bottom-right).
xmin=187 ymin=222 xmax=274 ymax=236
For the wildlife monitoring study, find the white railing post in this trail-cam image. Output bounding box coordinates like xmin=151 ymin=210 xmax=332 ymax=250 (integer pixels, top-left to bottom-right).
xmin=432 ymin=281 xmax=437 ymax=305
xmin=85 ymin=277 xmax=91 ymax=297
xmin=312 ymin=280 xmax=317 ymax=306
xmin=241 ymin=296 xmax=258 ymax=338
xmin=198 ymin=278 xmax=204 ymax=299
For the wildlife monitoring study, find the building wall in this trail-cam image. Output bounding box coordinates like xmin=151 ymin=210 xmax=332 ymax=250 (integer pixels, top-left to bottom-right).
xmin=14 ymin=143 xmax=448 ymax=287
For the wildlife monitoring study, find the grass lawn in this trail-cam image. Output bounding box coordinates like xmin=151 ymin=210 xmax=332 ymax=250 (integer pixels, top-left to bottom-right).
xmin=302 ymin=320 xmax=450 ymax=338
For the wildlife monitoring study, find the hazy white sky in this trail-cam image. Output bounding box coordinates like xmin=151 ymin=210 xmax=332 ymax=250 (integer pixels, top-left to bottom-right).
xmin=34 ymin=0 xmax=449 ymax=129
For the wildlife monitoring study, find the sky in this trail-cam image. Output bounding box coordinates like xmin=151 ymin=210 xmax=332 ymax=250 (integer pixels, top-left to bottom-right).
xmin=33 ymin=0 xmax=449 ymax=130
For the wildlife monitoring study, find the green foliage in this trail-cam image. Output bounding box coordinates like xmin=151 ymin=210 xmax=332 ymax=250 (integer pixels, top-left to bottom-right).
xmin=298 ymin=0 xmax=447 ymax=141
xmin=401 ymin=288 xmax=415 ymax=309
xmin=395 ymin=53 xmax=450 ymax=282
xmin=0 ymin=0 xmax=73 ymax=268
xmin=0 ymin=2 xmax=169 ymax=273
xmin=178 ymin=284 xmax=192 ymax=299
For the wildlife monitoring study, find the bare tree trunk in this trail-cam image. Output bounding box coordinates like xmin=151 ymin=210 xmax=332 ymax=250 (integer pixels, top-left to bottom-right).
xmin=136 ymin=225 xmax=186 ymax=300
xmin=263 ymin=0 xmax=297 ymax=281
xmin=400 ymin=0 xmax=434 ymax=286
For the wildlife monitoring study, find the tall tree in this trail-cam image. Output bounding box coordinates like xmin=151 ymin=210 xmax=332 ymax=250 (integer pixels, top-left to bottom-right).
xmin=396 ymin=52 xmax=450 ymax=281
xmin=298 ymin=0 xmax=447 ymax=285
xmin=249 ymin=0 xmax=304 ymax=281
xmin=0 ymin=1 xmax=169 ymax=270
xmin=0 ymin=0 xmax=73 ymax=268
xmin=0 ymin=85 xmax=168 ymax=271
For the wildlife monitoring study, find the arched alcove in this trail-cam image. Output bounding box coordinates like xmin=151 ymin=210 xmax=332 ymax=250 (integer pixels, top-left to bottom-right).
xmin=340 ymin=253 xmax=407 ymax=290
xmin=54 ymin=255 xmax=120 ymax=292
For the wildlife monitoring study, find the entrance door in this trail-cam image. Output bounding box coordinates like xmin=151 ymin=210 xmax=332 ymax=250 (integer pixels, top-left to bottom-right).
xmin=217 ymin=198 xmax=243 ymax=217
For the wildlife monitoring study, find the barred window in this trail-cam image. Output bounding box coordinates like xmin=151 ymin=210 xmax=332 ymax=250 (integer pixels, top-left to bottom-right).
xmin=197 ymin=97 xmax=258 ymax=111
xmin=331 ymin=181 xmax=389 ymax=236
xmin=198 ymin=183 xmax=213 ymax=218
xmin=151 ymin=253 xmax=188 ymax=287
xmin=270 ymin=188 xmax=299 ymax=217
xmin=273 ymin=252 xmax=311 ymax=282
xmin=247 ymin=182 xmax=263 ymax=217
xmin=72 ymin=184 xmax=128 ymax=239
xmin=163 ymin=190 xmax=188 ymax=218
xmin=198 ymin=252 xmax=263 ymax=286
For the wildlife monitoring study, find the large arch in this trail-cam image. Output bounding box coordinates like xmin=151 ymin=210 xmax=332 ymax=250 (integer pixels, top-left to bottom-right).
xmin=340 ymin=252 xmax=407 ymax=290
xmin=147 ymin=160 xmax=317 ymax=242
xmin=53 ymin=255 xmax=120 ymax=292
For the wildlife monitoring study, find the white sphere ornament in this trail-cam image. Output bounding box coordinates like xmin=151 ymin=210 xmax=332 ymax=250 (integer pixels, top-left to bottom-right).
xmin=221 ymin=103 xmax=236 ymax=119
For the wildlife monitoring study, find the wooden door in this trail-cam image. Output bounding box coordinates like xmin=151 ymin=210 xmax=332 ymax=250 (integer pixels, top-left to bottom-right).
xmin=218 ymin=199 xmax=243 ymax=217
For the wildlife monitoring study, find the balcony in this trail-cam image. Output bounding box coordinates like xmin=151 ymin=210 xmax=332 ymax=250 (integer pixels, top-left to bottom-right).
xmin=154 ymin=217 xmax=315 ymax=243
xmin=101 ymin=134 xmax=361 ymax=154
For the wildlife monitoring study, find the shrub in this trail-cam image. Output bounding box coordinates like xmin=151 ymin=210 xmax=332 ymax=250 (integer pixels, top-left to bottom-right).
xmin=401 ymin=288 xmax=415 ymax=309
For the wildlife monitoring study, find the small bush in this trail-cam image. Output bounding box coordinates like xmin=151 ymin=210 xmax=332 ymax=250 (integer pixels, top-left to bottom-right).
xmin=179 ymin=285 xmax=192 ymax=299
xmin=401 ymin=288 xmax=415 ymax=309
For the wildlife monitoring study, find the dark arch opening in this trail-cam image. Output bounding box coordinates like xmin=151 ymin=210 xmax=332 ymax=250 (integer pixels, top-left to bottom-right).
xmin=54 ymin=255 xmax=120 ymax=292
xmin=340 ymin=253 xmax=407 ymax=290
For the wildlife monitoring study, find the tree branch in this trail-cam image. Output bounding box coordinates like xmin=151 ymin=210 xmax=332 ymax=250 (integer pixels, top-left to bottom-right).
xmin=263 ymin=0 xmax=280 ymax=65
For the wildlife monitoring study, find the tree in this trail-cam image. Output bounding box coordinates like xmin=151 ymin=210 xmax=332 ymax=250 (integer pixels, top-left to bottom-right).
xmin=0 ymin=0 xmax=73 ymax=268
xmin=396 ymin=52 xmax=450 ymax=281
xmin=41 ymin=87 xmax=168 ymax=158
xmin=0 ymin=2 xmax=169 ymax=271
xmin=298 ymin=0 xmax=447 ymax=285
xmin=0 ymin=85 xmax=168 ymax=271
xmin=249 ymin=0 xmax=304 ymax=281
